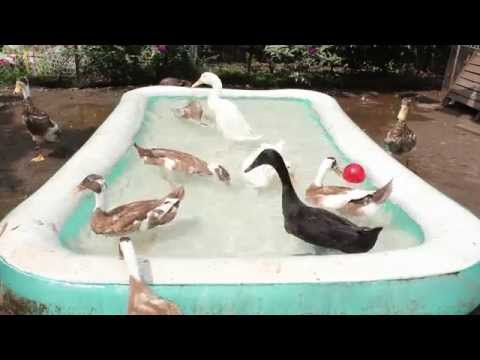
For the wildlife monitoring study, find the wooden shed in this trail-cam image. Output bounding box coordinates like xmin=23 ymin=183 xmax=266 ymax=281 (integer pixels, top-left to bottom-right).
xmin=443 ymin=45 xmax=480 ymax=120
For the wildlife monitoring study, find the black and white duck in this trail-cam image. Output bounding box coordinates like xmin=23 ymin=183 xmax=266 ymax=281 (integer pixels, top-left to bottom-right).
xmin=13 ymin=77 xmax=62 ymax=162
xmin=244 ymin=149 xmax=383 ymax=254
xmin=384 ymin=97 xmax=417 ymax=167
xmin=118 ymin=237 xmax=182 ymax=315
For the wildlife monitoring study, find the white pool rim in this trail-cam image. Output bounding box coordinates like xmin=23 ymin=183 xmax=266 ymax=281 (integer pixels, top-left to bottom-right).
xmin=1 ymin=86 xmax=479 ymax=285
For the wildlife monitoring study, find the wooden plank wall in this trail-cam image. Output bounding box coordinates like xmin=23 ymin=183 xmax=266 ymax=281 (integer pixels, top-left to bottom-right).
xmin=447 ymin=50 xmax=480 ymax=111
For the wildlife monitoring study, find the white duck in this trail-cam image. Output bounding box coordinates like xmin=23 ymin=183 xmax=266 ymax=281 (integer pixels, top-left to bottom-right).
xmin=191 ymin=72 xmax=262 ymax=142
xmin=242 ymin=140 xmax=295 ymax=189
xmin=305 ymin=157 xmax=393 ymax=217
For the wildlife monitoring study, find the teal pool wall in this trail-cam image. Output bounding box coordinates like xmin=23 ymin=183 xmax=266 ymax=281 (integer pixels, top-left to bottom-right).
xmin=1 ymin=256 xmax=480 ymax=314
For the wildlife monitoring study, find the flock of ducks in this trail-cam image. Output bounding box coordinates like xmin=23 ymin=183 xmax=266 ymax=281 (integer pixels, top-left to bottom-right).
xmin=12 ymin=72 xmax=418 ymax=315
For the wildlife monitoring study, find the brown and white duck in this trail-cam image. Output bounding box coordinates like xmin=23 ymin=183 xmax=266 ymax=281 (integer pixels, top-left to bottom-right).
xmin=118 ymin=237 xmax=182 ymax=315
xmin=172 ymin=100 xmax=209 ymax=127
xmin=13 ymin=77 xmax=61 ymax=162
xmin=76 ymin=174 xmax=185 ymax=239
xmin=134 ymin=143 xmax=230 ymax=187
xmin=305 ymin=157 xmax=393 ymax=217
xmin=384 ymin=97 xmax=417 ymax=167
xmin=159 ymin=77 xmax=192 ymax=87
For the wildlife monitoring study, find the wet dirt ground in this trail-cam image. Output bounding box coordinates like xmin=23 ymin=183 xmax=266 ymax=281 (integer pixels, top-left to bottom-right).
xmin=1 ymin=84 xmax=480 ymax=314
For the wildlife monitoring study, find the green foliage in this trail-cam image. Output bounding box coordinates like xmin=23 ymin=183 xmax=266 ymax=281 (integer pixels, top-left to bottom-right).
xmin=264 ymin=45 xmax=343 ymax=85
xmin=0 ymin=64 xmax=28 ymax=85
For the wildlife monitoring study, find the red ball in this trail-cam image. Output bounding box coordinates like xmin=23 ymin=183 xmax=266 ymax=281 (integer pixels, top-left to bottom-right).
xmin=343 ymin=163 xmax=366 ymax=183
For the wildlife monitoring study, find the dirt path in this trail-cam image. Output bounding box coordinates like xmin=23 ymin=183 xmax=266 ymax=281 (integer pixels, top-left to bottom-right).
xmin=334 ymin=90 xmax=480 ymax=218
xmin=0 ymin=86 xmax=129 ymax=219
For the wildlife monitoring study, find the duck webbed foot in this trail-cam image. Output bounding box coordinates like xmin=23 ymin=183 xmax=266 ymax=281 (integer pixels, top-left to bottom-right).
xmin=31 ymin=145 xmax=46 ymax=162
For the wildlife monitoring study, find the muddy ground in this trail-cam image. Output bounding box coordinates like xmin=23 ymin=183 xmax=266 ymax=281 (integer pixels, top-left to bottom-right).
xmin=1 ymin=84 xmax=480 ymax=315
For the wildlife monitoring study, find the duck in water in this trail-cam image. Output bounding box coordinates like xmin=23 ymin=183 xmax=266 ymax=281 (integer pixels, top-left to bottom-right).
xmin=244 ymin=149 xmax=383 ymax=253
xmin=305 ymin=157 xmax=393 ymax=217
xmin=191 ymin=72 xmax=262 ymax=142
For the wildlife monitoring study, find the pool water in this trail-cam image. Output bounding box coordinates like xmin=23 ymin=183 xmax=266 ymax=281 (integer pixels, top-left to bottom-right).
xmin=60 ymin=96 xmax=424 ymax=258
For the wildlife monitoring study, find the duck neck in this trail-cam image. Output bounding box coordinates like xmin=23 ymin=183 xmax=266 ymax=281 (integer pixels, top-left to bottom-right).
xmin=94 ymin=191 xmax=106 ymax=211
xmin=397 ymin=104 xmax=409 ymax=123
xmin=313 ymin=161 xmax=330 ymax=187
xmin=119 ymin=240 xmax=141 ymax=282
xmin=22 ymin=85 xmax=31 ymax=100
xmin=268 ymin=158 xmax=301 ymax=206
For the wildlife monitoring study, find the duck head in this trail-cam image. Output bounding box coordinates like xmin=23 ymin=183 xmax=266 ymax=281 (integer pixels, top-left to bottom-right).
xmin=324 ymin=156 xmax=343 ymax=176
xmin=397 ymin=97 xmax=412 ymax=122
xmin=244 ymin=148 xmax=284 ymax=173
xmin=192 ymin=72 xmax=223 ymax=90
xmin=76 ymin=174 xmax=107 ymax=194
xmin=14 ymin=77 xmax=30 ymax=99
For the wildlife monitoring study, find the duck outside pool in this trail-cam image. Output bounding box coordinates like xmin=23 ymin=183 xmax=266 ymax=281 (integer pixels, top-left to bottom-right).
xmin=59 ymin=96 xmax=423 ymax=258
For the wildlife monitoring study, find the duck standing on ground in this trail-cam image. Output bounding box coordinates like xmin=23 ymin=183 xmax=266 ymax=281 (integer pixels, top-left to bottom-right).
xmin=13 ymin=77 xmax=62 ymax=162
xmin=76 ymin=174 xmax=185 ymax=246
xmin=244 ymin=149 xmax=383 ymax=253
xmin=159 ymin=77 xmax=192 ymax=87
xmin=305 ymin=157 xmax=393 ymax=217
xmin=119 ymin=237 xmax=182 ymax=315
xmin=384 ymin=97 xmax=417 ymax=168
xmin=134 ymin=143 xmax=230 ymax=188
xmin=191 ymin=72 xmax=262 ymax=142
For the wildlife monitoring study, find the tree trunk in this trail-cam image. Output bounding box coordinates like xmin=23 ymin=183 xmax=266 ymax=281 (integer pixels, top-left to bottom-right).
xmin=74 ymin=45 xmax=80 ymax=81
xmin=246 ymin=50 xmax=254 ymax=75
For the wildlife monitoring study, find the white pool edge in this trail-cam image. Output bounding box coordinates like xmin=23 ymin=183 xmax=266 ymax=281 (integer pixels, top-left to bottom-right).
xmin=1 ymin=86 xmax=480 ymax=285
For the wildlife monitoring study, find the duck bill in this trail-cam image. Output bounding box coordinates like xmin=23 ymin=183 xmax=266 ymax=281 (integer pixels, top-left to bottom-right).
xmin=244 ymin=163 xmax=256 ymax=173
xmin=74 ymin=184 xmax=86 ymax=194
xmin=13 ymin=84 xmax=22 ymax=95
xmin=333 ymin=165 xmax=343 ymax=177
xmin=191 ymin=80 xmax=203 ymax=88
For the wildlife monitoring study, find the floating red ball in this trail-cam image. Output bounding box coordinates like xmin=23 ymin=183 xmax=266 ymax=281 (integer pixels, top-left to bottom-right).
xmin=343 ymin=163 xmax=366 ymax=183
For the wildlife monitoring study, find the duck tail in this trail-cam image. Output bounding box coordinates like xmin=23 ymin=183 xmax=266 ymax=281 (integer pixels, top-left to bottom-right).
xmin=358 ymin=227 xmax=383 ymax=252
xmin=133 ymin=143 xmax=147 ymax=157
xmin=169 ymin=185 xmax=186 ymax=201
xmin=214 ymin=164 xmax=231 ymax=185
xmin=371 ymin=179 xmax=393 ymax=204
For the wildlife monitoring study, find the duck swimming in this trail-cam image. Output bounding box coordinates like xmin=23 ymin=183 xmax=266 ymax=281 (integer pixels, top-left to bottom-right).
xmin=119 ymin=237 xmax=182 ymax=315
xmin=191 ymin=72 xmax=262 ymax=142
xmin=172 ymin=100 xmax=209 ymax=127
xmin=76 ymin=174 xmax=185 ymax=239
xmin=305 ymin=157 xmax=393 ymax=217
xmin=13 ymin=77 xmax=62 ymax=162
xmin=244 ymin=149 xmax=383 ymax=253
xmin=242 ymin=140 xmax=295 ymax=189
xmin=134 ymin=143 xmax=230 ymax=187
xmin=384 ymin=97 xmax=417 ymax=167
